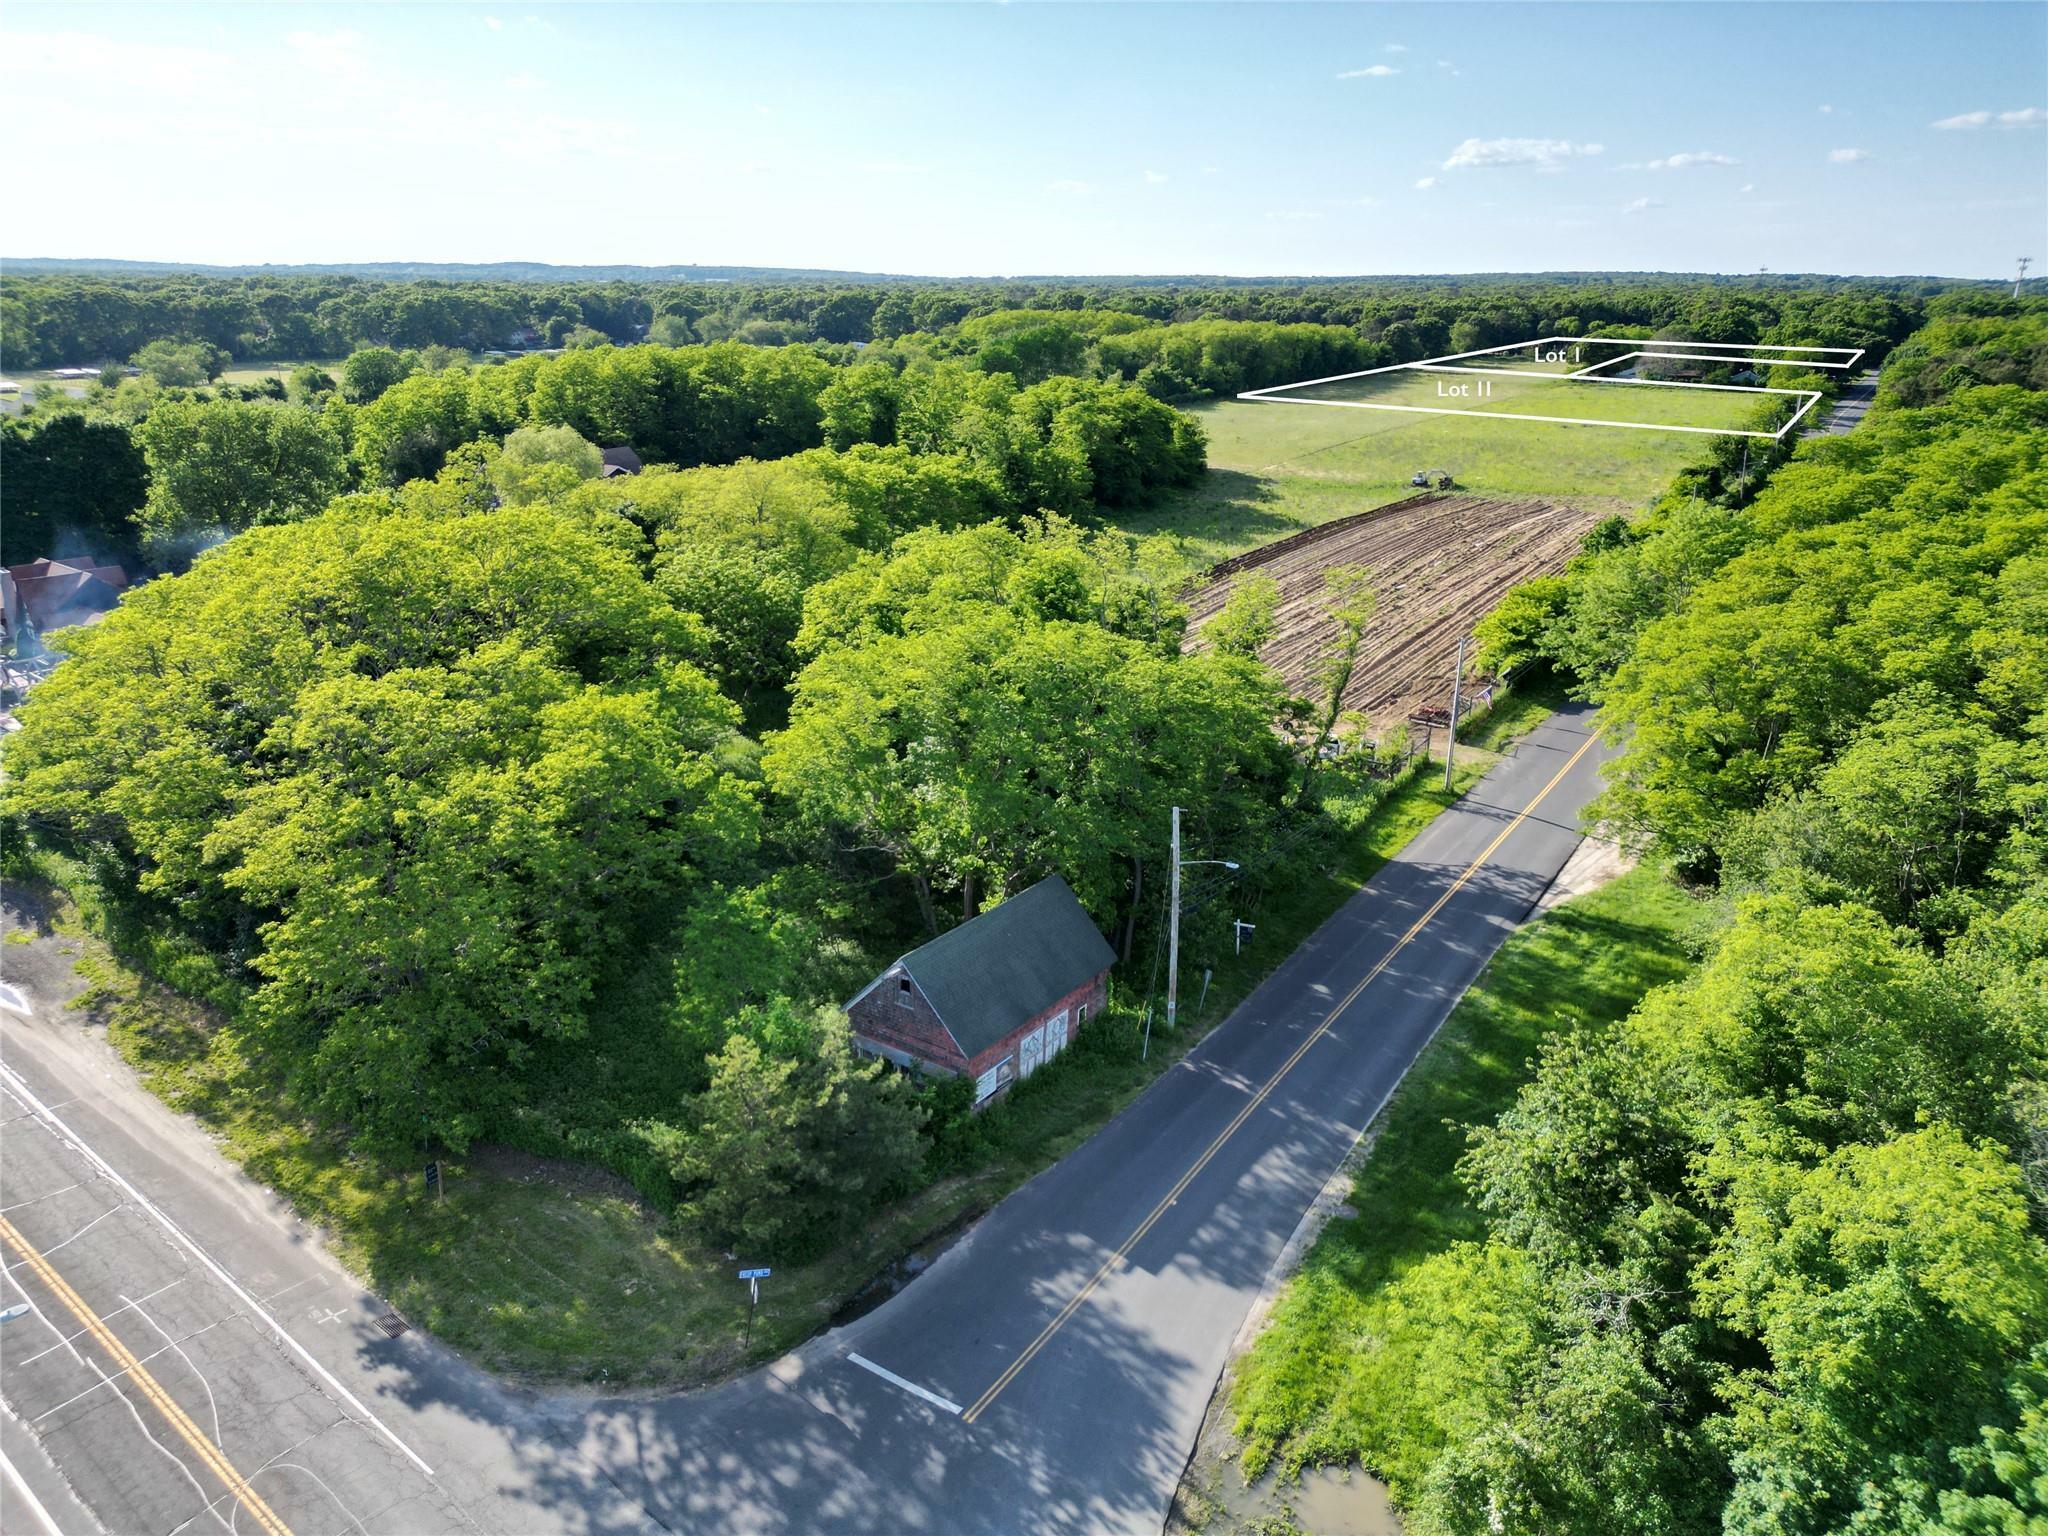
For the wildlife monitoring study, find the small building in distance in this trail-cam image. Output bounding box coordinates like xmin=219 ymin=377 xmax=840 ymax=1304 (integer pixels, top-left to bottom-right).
xmin=600 ymin=445 xmax=644 ymax=478
xmin=846 ymin=874 xmax=1115 ymax=1106
xmin=2 ymin=557 xmax=129 ymax=647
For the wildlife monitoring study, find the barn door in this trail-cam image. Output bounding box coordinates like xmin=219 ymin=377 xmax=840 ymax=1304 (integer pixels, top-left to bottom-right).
xmin=1018 ymin=1025 xmax=1046 ymax=1079
xmin=1043 ymin=1009 xmax=1069 ymax=1061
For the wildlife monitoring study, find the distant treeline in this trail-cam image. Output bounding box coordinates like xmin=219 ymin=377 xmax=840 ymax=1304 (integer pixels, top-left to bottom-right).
xmin=0 ymin=269 xmax=1974 ymax=370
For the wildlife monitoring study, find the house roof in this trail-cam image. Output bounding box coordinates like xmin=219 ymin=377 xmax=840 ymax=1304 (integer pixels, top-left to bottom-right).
xmin=878 ymin=875 xmax=1115 ymax=1059
xmin=600 ymin=445 xmax=643 ymax=474
xmin=3 ymin=559 xmax=128 ymax=635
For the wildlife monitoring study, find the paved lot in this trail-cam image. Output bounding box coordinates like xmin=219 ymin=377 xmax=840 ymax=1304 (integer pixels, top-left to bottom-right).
xmin=1 ymin=706 xmax=1612 ymax=1535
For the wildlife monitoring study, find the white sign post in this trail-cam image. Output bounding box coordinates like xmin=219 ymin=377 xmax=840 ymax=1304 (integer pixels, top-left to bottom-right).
xmin=739 ymin=1267 xmax=771 ymax=1349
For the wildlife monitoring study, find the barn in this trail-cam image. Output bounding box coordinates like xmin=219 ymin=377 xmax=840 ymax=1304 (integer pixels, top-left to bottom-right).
xmin=846 ymin=875 xmax=1115 ymax=1106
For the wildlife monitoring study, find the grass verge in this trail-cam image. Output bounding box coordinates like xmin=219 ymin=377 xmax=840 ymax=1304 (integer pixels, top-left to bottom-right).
xmin=1225 ymin=860 xmax=1702 ymax=1483
xmin=7 ymin=749 xmax=1506 ymax=1389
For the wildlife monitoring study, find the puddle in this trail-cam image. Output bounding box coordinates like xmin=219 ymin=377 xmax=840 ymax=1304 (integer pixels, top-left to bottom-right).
xmin=828 ymin=1204 xmax=983 ymax=1327
xmin=1191 ymin=1463 xmax=1403 ymax=1536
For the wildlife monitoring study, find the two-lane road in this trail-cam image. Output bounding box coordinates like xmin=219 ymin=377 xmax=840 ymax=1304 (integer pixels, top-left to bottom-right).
xmin=1 ymin=706 xmax=1613 ymax=1535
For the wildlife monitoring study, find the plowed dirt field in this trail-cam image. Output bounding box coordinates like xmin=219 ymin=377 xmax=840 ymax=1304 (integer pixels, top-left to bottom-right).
xmin=1184 ymin=492 xmax=1603 ymax=730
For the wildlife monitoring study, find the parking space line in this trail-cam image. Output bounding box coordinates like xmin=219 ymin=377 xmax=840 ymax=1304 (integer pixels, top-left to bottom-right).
xmin=846 ymin=1354 xmax=963 ymax=1416
xmin=0 ymin=1214 xmax=294 ymax=1536
xmin=0 ymin=1060 xmax=435 ymax=1477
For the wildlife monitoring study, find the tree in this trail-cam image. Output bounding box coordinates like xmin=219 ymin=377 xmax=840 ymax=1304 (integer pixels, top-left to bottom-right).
xmin=285 ymin=363 xmax=336 ymax=405
xmin=1702 ymin=1127 xmax=2048 ymax=1536
xmin=1204 ymin=573 xmax=1279 ymax=660
xmin=0 ymin=413 xmax=147 ymax=565
xmin=766 ymin=524 xmax=1284 ymax=932
xmin=677 ymin=1017 xmax=926 ymax=1261
xmin=488 ymin=423 xmax=603 ymax=506
xmin=130 ymin=338 xmax=226 ymax=386
xmin=3 ymin=498 xmax=755 ymax=1153
xmin=818 ymin=362 xmax=904 ymax=450
xmin=339 ymin=345 xmax=416 ymax=404
xmin=655 ymin=542 xmax=806 ymax=711
xmin=133 ymin=398 xmax=349 ymax=560
xmin=1300 ymin=565 xmax=1376 ymax=793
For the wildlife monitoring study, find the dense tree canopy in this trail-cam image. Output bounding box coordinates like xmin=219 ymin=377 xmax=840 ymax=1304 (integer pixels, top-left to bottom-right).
xmin=132 ymin=397 xmax=350 ymax=561
xmin=4 ymin=495 xmax=756 ymax=1152
xmin=0 ymin=412 xmax=147 ymax=564
xmin=766 ymin=519 xmax=1286 ymax=933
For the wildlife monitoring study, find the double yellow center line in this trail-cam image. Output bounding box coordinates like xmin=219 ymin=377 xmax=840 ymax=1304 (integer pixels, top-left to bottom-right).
xmin=0 ymin=1213 xmax=295 ymax=1536
xmin=960 ymin=729 xmax=1599 ymax=1423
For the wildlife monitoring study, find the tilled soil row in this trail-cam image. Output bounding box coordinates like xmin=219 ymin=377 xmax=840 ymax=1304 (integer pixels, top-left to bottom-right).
xmin=1184 ymin=492 xmax=1605 ymax=729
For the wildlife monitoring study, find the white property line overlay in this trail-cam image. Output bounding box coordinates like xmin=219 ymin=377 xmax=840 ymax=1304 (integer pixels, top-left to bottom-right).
xmin=1238 ymin=335 xmax=1863 ymax=441
xmin=847 ymin=1352 xmax=963 ymax=1415
xmin=0 ymin=1058 xmax=438 ymax=1477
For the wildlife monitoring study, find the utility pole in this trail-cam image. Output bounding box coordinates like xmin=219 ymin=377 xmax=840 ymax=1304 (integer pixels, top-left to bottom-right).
xmin=1443 ymin=633 xmax=1466 ymax=792
xmin=2017 ymin=257 xmax=2034 ymax=300
xmin=1166 ymin=805 xmax=1182 ymax=1035
xmin=1152 ymin=806 xmax=1238 ymax=1060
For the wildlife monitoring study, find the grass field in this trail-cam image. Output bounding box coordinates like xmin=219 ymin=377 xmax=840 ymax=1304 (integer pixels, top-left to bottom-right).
xmin=1114 ymin=375 xmax=1759 ymax=570
xmin=1284 ymin=365 xmax=1785 ymax=433
xmin=1225 ymin=862 xmax=1704 ymax=1489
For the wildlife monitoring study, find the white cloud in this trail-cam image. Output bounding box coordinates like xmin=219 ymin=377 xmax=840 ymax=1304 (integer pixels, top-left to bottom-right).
xmin=485 ymin=14 xmax=503 ymax=29
xmin=1045 ymin=179 xmax=1093 ymax=195
xmin=1739 ymin=183 xmax=1756 ymax=193
xmin=1144 ymin=169 xmax=1169 ymax=184
xmin=1623 ymin=196 xmax=1664 ymax=214
xmin=503 ymin=72 xmax=544 ymax=92
xmin=861 ymin=160 xmax=928 ymax=175
xmin=1818 ymin=103 xmax=1835 ymax=115
xmin=1200 ymin=165 xmax=1221 ymax=175
xmin=1936 ymin=106 xmax=2048 ymax=129
xmin=1385 ymin=43 xmax=1408 ymax=52
xmin=1327 ymin=194 xmax=1380 ymax=207
xmin=1828 ymin=147 xmax=1871 ymax=163
xmin=1337 ymin=65 xmax=1399 ymax=78
xmin=0 ymin=29 xmax=231 ymax=90
xmin=1443 ymin=137 xmax=1603 ymax=171
xmin=1264 ymin=209 xmax=1323 ymax=222
xmin=1414 ymin=176 xmax=1438 ymax=190
xmin=1639 ymin=150 xmax=1739 ymax=170
xmin=286 ymin=30 xmax=370 ymax=84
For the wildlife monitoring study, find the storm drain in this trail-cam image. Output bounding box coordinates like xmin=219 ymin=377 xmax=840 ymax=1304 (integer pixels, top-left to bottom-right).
xmin=374 ymin=1311 xmax=410 ymax=1339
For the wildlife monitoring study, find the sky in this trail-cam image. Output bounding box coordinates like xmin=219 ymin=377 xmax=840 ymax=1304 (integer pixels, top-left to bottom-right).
xmin=7 ymin=2 xmax=2045 ymax=279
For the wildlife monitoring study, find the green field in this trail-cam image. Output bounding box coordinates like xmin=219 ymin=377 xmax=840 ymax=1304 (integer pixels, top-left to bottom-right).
xmin=1287 ymin=365 xmax=1780 ymax=432
xmin=1113 ymin=371 xmax=1768 ymax=569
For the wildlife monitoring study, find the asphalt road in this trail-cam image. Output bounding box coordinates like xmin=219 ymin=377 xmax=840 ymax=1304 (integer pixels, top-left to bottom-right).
xmin=1814 ymin=368 xmax=1877 ymax=435
xmin=0 ymin=705 xmax=1614 ymax=1536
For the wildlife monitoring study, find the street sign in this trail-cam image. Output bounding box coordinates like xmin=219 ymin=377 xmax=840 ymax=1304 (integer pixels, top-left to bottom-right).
xmin=425 ymin=1160 xmax=442 ymax=1196
xmin=739 ymin=1267 xmax=771 ymax=1347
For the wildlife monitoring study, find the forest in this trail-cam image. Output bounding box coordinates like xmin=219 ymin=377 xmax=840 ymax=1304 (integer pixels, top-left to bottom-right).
xmin=2 ymin=266 xmax=1941 ymax=369
xmin=1229 ymin=309 xmax=2048 ymax=1534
